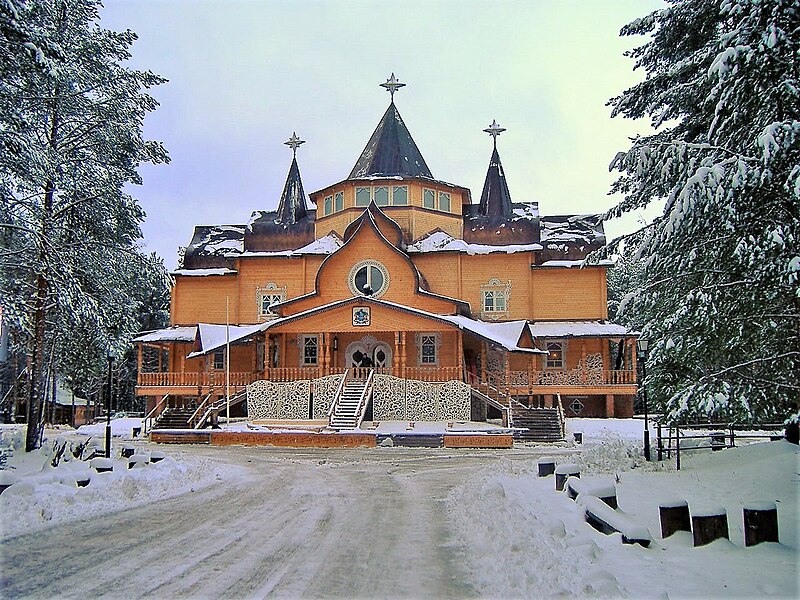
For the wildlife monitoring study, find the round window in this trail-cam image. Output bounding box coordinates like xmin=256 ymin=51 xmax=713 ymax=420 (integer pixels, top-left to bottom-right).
xmin=348 ymin=260 xmax=389 ymax=298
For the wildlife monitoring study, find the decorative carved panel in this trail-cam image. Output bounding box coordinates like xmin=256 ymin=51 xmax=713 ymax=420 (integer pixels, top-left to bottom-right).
xmin=312 ymin=374 xmax=343 ymax=420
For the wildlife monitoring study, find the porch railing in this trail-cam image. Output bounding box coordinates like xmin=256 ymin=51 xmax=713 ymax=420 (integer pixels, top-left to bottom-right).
xmin=137 ymin=371 xmax=257 ymax=388
xmin=507 ymin=369 xmax=637 ymax=388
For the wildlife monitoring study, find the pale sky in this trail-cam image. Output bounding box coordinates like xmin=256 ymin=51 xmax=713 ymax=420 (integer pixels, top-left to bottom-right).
xmin=101 ymin=0 xmax=664 ymax=270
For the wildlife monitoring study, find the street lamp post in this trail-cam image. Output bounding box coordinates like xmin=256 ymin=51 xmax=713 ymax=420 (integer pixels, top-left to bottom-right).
xmin=637 ymin=338 xmax=651 ymax=461
xmin=105 ymin=351 xmax=114 ymax=459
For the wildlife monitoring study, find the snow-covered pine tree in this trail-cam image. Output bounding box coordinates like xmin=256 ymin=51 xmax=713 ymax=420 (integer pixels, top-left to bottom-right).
xmin=0 ymin=0 xmax=169 ymax=450
xmin=606 ymin=0 xmax=799 ymax=424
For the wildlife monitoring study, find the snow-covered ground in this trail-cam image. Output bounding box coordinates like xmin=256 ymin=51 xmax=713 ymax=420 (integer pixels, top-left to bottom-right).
xmin=0 ymin=419 xmax=796 ymax=598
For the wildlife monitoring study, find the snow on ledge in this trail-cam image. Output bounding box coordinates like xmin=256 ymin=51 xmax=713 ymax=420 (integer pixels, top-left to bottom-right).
xmin=539 ymin=259 xmax=615 ymax=268
xmin=172 ymin=268 xmax=237 ymax=276
xmin=407 ymin=230 xmax=543 ymax=255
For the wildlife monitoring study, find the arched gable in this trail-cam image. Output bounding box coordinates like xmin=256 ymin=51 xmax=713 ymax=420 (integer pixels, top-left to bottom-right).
xmin=277 ymin=204 xmax=466 ymax=316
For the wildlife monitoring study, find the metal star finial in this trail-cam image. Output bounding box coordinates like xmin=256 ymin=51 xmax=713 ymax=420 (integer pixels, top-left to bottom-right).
xmin=284 ymin=132 xmax=305 ymax=157
xmin=483 ymin=119 xmax=506 ymax=148
xmin=380 ymin=73 xmax=406 ymax=101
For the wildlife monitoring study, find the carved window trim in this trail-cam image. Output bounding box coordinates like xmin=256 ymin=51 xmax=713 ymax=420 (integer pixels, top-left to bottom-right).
xmin=545 ymin=340 xmax=567 ymax=370
xmin=256 ymin=282 xmax=286 ymax=321
xmin=415 ymin=332 xmax=441 ymax=366
xmin=348 ymin=260 xmax=390 ymax=298
xmin=480 ymin=278 xmax=511 ymax=320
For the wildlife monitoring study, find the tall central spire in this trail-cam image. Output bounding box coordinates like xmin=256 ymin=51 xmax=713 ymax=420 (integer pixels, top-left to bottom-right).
xmin=348 ymin=74 xmax=433 ymax=180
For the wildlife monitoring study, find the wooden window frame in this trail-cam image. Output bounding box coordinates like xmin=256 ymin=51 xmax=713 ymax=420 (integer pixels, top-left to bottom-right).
xmin=423 ymin=188 xmax=436 ymax=209
xmin=545 ymin=340 xmax=566 ymax=370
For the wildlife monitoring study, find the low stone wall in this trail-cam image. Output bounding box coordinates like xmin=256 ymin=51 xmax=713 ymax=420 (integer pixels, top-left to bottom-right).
xmin=150 ymin=431 xmax=211 ymax=444
xmin=211 ymin=431 xmax=376 ymax=448
xmin=443 ymin=434 xmax=513 ymax=449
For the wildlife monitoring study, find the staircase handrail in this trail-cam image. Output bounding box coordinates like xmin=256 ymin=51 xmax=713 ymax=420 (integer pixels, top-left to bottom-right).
xmin=556 ymin=392 xmax=566 ymax=439
xmin=328 ymin=369 xmax=350 ymax=419
xmin=143 ymin=394 xmax=169 ymax=435
xmin=353 ymin=369 xmax=374 ymax=429
xmin=470 ymin=384 xmax=512 ymax=428
xmin=188 ymin=393 xmax=212 ymax=429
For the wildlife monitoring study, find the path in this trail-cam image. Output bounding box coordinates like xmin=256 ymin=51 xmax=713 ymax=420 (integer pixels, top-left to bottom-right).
xmin=0 ymin=445 xmax=546 ymax=599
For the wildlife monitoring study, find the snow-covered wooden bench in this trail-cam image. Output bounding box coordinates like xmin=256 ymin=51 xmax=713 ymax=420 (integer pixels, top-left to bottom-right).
xmin=580 ymin=496 xmax=651 ymax=547
xmin=566 ymin=476 xmax=617 ymax=508
xmin=554 ymin=463 xmax=580 ymax=491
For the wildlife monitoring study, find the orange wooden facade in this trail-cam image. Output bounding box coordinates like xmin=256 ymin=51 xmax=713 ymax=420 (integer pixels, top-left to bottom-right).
xmin=135 ymin=94 xmax=638 ymax=420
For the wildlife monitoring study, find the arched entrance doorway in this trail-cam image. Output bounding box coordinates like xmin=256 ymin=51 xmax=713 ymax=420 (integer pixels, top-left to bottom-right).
xmin=345 ymin=338 xmax=392 ymax=369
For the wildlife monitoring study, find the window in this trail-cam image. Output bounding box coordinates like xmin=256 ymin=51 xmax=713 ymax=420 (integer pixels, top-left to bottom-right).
xmin=302 ymin=335 xmax=318 ymax=366
xmin=392 ymin=185 xmax=408 ymax=205
xmin=334 ymin=191 xmax=343 ymax=212
xmin=438 ymin=191 xmax=451 ymax=212
xmin=482 ymin=290 xmax=506 ymax=313
xmin=212 ymin=349 xmax=225 ymax=370
xmin=323 ymin=195 xmax=333 ymax=216
xmin=348 ymin=260 xmax=389 ymax=298
xmin=546 ymin=341 xmax=565 ymax=369
xmin=480 ymin=278 xmax=511 ymax=320
xmin=355 ymin=187 xmax=371 ymax=207
xmin=417 ymin=333 xmax=440 ymax=366
xmin=374 ymin=186 xmax=389 ymax=206
xmin=423 ymin=188 xmax=436 ymax=209
xmin=256 ymin=283 xmax=286 ymax=321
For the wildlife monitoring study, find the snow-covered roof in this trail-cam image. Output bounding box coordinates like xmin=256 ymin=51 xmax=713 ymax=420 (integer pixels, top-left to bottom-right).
xmin=172 ymin=268 xmax=237 ymax=276
xmin=188 ymin=323 xmax=266 ymax=358
xmin=247 ymin=297 xmax=542 ymax=355
xmin=239 ymin=233 xmax=343 ymax=258
xmin=540 ymin=215 xmax=604 ymax=246
xmin=133 ymin=326 xmax=198 ymax=343
xmin=528 ymin=321 xmax=636 ymax=338
xmin=538 ymin=259 xmax=615 ymax=268
xmin=407 ymin=231 xmax=542 ymax=255
xmin=185 ymin=225 xmax=245 ymax=258
xmin=443 ymin=315 xmax=545 ymax=354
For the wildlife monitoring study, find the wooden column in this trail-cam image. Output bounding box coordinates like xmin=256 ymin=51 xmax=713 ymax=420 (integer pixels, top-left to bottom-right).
xmin=480 ymin=342 xmax=487 ymax=382
xmin=400 ymin=331 xmax=407 ymax=378
xmin=280 ymin=334 xmax=287 ymax=372
xmin=605 ymin=393 xmax=615 ymax=417
xmin=157 ymin=345 xmax=163 ymax=372
xmin=630 ymin=338 xmax=637 ymax=374
xmin=457 ymin=330 xmax=463 ymax=380
xmin=320 ymin=332 xmax=327 ymax=377
xmin=394 ymin=332 xmax=400 ymax=377
xmin=136 ymin=344 xmax=143 ymax=377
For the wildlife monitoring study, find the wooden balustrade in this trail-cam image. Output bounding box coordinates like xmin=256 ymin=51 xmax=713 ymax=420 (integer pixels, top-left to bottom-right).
xmin=139 ymin=366 xmax=636 ymax=389
xmin=137 ymin=371 xmax=257 ymax=389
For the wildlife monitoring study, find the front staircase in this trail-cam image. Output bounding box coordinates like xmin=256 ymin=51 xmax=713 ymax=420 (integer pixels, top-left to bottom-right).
xmin=329 ymin=373 xmax=371 ymax=430
xmin=511 ymin=405 xmax=564 ymax=442
xmin=152 ymin=407 xmax=196 ymax=430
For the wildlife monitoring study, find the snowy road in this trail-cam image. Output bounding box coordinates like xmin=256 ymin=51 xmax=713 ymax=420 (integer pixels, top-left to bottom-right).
xmin=1 ymin=445 xmax=549 ymax=599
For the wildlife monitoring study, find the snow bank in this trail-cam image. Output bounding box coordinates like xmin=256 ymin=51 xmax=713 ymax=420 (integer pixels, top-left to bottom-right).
xmin=75 ymin=418 xmax=143 ymax=439
xmin=0 ymin=430 xmax=245 ymax=540
xmin=447 ymin=428 xmax=798 ymax=598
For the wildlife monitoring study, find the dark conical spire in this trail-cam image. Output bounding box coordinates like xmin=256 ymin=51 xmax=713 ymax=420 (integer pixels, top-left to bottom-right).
xmin=276 ymin=156 xmax=308 ymax=224
xmin=349 ymin=101 xmax=433 ymax=179
xmin=478 ymin=120 xmax=513 ymax=217
xmin=478 ymin=146 xmax=514 ymax=217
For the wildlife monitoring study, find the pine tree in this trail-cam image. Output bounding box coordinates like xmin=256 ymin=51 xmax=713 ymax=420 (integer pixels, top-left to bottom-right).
xmin=0 ymin=0 xmax=168 ymax=450
xmin=607 ymin=0 xmax=799 ymax=423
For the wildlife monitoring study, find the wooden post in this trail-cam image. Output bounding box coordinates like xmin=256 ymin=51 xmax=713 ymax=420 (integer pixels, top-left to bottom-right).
xmin=394 ymin=332 xmax=400 ymax=377
xmin=743 ymin=502 xmax=779 ymax=546
xmin=457 ymin=330 xmax=463 ymax=381
xmin=659 ymin=500 xmax=691 ymax=538
xmin=692 ymin=508 xmax=729 ymax=547
xmin=537 ymin=458 xmax=556 ymax=477
xmin=480 ymin=342 xmax=487 ymax=383
xmin=605 ymin=394 xmax=615 ymax=418
xmin=400 ymin=331 xmax=407 ymax=379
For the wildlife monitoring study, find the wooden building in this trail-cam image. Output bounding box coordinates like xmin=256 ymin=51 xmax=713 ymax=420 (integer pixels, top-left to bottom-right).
xmin=134 ymin=77 xmax=638 ymax=432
